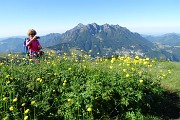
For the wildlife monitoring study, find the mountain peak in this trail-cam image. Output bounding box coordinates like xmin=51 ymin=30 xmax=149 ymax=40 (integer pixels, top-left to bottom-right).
xmin=87 ymin=23 xmax=99 ymax=29
xmin=76 ymin=23 xmax=84 ymax=28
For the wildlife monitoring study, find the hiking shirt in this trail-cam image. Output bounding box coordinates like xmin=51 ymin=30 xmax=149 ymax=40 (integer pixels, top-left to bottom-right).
xmin=26 ymin=39 xmax=41 ymax=53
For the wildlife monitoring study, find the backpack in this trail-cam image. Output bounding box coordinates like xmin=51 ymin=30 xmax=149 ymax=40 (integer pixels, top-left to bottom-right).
xmin=24 ymin=38 xmax=29 ymax=54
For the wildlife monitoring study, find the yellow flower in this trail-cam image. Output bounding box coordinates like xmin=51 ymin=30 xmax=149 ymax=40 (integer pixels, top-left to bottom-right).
xmin=9 ymin=106 xmax=14 ymax=111
xmin=0 ymin=62 xmax=4 ymax=66
xmin=111 ymin=58 xmax=116 ymax=63
xmin=63 ymin=82 xmax=66 ymax=86
xmin=3 ymin=97 xmax=7 ymax=101
xmin=13 ymin=98 xmax=18 ymax=102
xmin=6 ymin=81 xmax=10 ymax=84
xmin=89 ymin=50 xmax=92 ymax=53
xmin=143 ymin=61 xmax=148 ymax=65
xmin=52 ymin=63 xmax=56 ymax=66
xmin=126 ymin=74 xmax=130 ymax=78
xmin=148 ymin=64 xmax=152 ymax=68
xmin=22 ymin=103 xmax=26 ymax=107
xmin=50 ymin=50 xmax=56 ymax=54
xmin=68 ymin=67 xmax=72 ymax=71
xmin=36 ymin=78 xmax=42 ymax=82
xmin=109 ymin=66 xmax=113 ymax=69
xmin=37 ymin=78 xmax=40 ymax=81
xmin=29 ymin=59 xmax=33 ymax=62
xmin=24 ymin=116 xmax=28 ymax=120
xmin=24 ymin=109 xmax=30 ymax=114
xmin=162 ymin=74 xmax=166 ymax=77
xmin=64 ymin=57 xmax=68 ymax=61
xmin=123 ymin=69 xmax=127 ymax=72
xmin=134 ymin=59 xmax=139 ymax=64
xmin=3 ymin=116 xmax=8 ymax=120
xmin=168 ymin=70 xmax=172 ymax=74
xmin=119 ymin=56 xmax=125 ymax=61
xmin=131 ymin=67 xmax=135 ymax=71
xmin=31 ymin=101 xmax=35 ymax=105
xmin=139 ymin=80 xmax=143 ymax=83
xmin=145 ymin=57 xmax=150 ymax=61
xmin=67 ymin=98 xmax=72 ymax=102
xmin=64 ymin=80 xmax=67 ymax=83
xmin=87 ymin=107 xmax=92 ymax=112
xmin=135 ymin=56 xmax=139 ymax=60
xmin=5 ymin=74 xmax=10 ymax=78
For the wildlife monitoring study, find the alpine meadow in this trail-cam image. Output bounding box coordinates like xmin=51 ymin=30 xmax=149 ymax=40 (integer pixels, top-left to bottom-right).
xmin=1 ymin=0 xmax=180 ymax=119
xmin=0 ymin=23 xmax=180 ymax=120
xmin=0 ymin=49 xmax=180 ymax=120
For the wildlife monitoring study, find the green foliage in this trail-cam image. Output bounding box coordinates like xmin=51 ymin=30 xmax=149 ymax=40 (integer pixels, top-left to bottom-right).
xmin=0 ymin=52 xmax=178 ymax=119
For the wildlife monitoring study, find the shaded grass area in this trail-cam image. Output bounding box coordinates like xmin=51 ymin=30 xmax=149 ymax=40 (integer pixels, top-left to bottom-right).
xmin=162 ymin=91 xmax=180 ymax=119
xmin=151 ymin=61 xmax=180 ymax=119
xmin=150 ymin=90 xmax=180 ymax=120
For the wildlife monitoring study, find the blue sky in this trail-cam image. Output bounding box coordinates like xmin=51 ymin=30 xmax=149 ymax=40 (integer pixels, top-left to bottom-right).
xmin=0 ymin=0 xmax=180 ymax=37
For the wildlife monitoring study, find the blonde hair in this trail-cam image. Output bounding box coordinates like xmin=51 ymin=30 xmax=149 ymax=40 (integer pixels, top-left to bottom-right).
xmin=27 ymin=29 xmax=37 ymax=36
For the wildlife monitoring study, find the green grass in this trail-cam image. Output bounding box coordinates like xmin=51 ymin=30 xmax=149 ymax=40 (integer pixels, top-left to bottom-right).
xmin=152 ymin=61 xmax=180 ymax=94
xmin=0 ymin=53 xmax=179 ymax=119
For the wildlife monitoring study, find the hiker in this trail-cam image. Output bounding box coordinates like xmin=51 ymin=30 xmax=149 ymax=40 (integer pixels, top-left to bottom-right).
xmin=26 ymin=29 xmax=42 ymax=58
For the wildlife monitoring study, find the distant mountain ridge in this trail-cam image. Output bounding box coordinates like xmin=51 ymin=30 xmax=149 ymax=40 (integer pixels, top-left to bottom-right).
xmin=0 ymin=23 xmax=179 ymax=61
xmin=143 ymin=33 xmax=180 ymax=61
xmin=52 ymin=23 xmax=155 ymax=55
xmin=50 ymin=23 xmax=178 ymax=61
xmin=39 ymin=33 xmax=61 ymax=47
xmin=0 ymin=38 xmax=24 ymax=52
xmin=143 ymin=33 xmax=180 ymax=46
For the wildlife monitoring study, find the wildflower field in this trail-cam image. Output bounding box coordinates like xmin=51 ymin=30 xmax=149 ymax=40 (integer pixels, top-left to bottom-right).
xmin=0 ymin=51 xmax=179 ymax=120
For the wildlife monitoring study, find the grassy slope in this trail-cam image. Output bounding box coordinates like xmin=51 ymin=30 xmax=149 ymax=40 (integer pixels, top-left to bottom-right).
xmin=137 ymin=60 xmax=180 ymax=120
xmin=151 ymin=61 xmax=180 ymax=119
xmin=157 ymin=62 xmax=180 ymax=93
